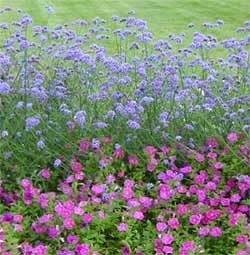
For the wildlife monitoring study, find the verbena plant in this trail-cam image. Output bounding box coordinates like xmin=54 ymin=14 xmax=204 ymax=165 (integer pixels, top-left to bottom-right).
xmin=0 ymin=7 xmax=249 ymax=177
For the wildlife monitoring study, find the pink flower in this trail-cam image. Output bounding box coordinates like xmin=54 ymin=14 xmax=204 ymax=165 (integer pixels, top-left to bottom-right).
xmin=102 ymin=136 xmax=111 ymax=143
xmin=194 ymin=153 xmax=205 ymax=162
xmin=177 ymin=186 xmax=187 ymax=194
xmin=63 ymin=200 xmax=75 ymax=210
xmin=189 ymin=184 xmax=198 ymax=194
xmin=207 ymin=152 xmax=217 ymax=159
xmin=189 ymin=215 xmax=201 ymax=225
xmin=206 ymin=137 xmax=218 ymax=148
xmin=79 ymin=140 xmax=91 ymax=151
xmin=40 ymin=169 xmax=50 ymax=179
xmin=177 ymin=204 xmax=188 ymax=215
xmin=221 ymin=198 xmax=230 ymax=206
xmin=230 ymin=193 xmax=241 ymax=203
xmin=20 ymin=178 xmax=31 ymax=189
xmin=133 ymin=211 xmax=144 ymax=220
xmin=117 ymin=171 xmax=125 ymax=178
xmin=194 ymin=174 xmax=205 ymax=184
xmin=33 ymin=244 xmax=47 ymax=255
xmin=227 ymin=133 xmax=238 ymax=142
xmin=98 ymin=211 xmax=105 ymax=219
xmin=161 ymin=145 xmax=169 ymax=154
xmin=117 ymin=223 xmax=128 ymax=232
xmin=211 ymin=162 xmax=224 ymax=170
xmin=71 ymin=161 xmax=82 ymax=173
xmin=38 ymin=214 xmax=53 ymax=224
xmin=128 ymin=155 xmax=139 ymax=165
xmin=13 ymin=224 xmax=23 ymax=232
xmin=162 ymin=246 xmax=173 ymax=254
xmin=237 ymin=250 xmax=248 ymax=255
xmin=147 ymin=164 xmax=155 ymax=172
xmin=67 ymin=235 xmax=79 ymax=243
xmin=63 ymin=217 xmax=75 ymax=229
xmin=206 ymin=209 xmax=221 ymax=221
xmin=145 ymin=145 xmax=157 ymax=155
xmin=13 ymin=214 xmax=23 ymax=222
xmin=167 ymin=218 xmax=179 ymax=229
xmin=180 ymin=165 xmax=192 ymax=174
xmin=205 ymin=181 xmax=217 ymax=191
xmin=82 ymin=213 xmax=93 ymax=224
xmin=182 ymin=240 xmax=195 ymax=249
xmin=198 ymin=226 xmax=209 ymax=236
xmin=48 ymin=226 xmax=58 ymax=238
xmin=74 ymin=207 xmax=84 ymax=215
xmin=228 ymin=215 xmax=238 ymax=226
xmin=236 ymin=235 xmax=248 ymax=243
xmin=159 ymin=184 xmax=172 ymax=200
xmin=106 ymin=174 xmax=116 ymax=183
xmin=121 ymin=246 xmax=131 ymax=254
xmin=156 ymin=222 xmax=167 ymax=232
xmin=113 ymin=148 xmax=124 ymax=158
xmin=122 ymin=187 xmax=133 ymax=200
xmin=162 ymin=233 xmax=174 ymax=245
xmin=124 ymin=179 xmax=134 ymax=187
xmin=91 ymin=184 xmax=105 ymax=195
xmin=209 ymin=226 xmax=222 ymax=237
xmin=75 ymin=243 xmax=90 ymax=255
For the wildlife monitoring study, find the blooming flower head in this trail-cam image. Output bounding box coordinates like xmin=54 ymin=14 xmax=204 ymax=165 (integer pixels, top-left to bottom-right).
xmin=117 ymin=223 xmax=128 ymax=232
xmin=206 ymin=209 xmax=221 ymax=221
xmin=156 ymin=222 xmax=167 ymax=232
xmin=25 ymin=116 xmax=40 ymax=131
xmin=71 ymin=161 xmax=82 ymax=173
xmin=91 ymin=184 xmax=105 ymax=195
xmin=194 ymin=153 xmax=205 ymax=162
xmin=82 ymin=213 xmax=93 ymax=224
xmin=162 ymin=233 xmax=174 ymax=245
xmin=179 ymin=240 xmax=196 ymax=255
xmin=121 ymin=246 xmax=131 ymax=255
xmin=33 ymin=244 xmax=47 ymax=255
xmin=236 ymin=235 xmax=248 ymax=243
xmin=75 ymin=243 xmax=90 ymax=255
xmin=128 ymin=155 xmax=139 ymax=165
xmin=133 ymin=211 xmax=144 ymax=220
xmin=189 ymin=215 xmax=201 ymax=225
xmin=144 ymin=145 xmax=157 ymax=155
xmin=54 ymin=158 xmax=62 ymax=167
xmin=113 ymin=147 xmax=124 ymax=158
xmin=167 ymin=217 xmax=179 ymax=229
xmin=162 ymin=246 xmax=173 ymax=254
xmin=198 ymin=226 xmax=210 ymax=236
xmin=67 ymin=235 xmax=79 ymax=244
xmin=74 ymin=110 xmax=86 ymax=127
xmin=40 ymin=169 xmax=50 ymax=179
xmin=1 ymin=130 xmax=8 ymax=137
xmin=177 ymin=204 xmax=188 ymax=215
xmin=209 ymin=226 xmax=222 ymax=237
xmin=227 ymin=133 xmax=238 ymax=142
xmin=63 ymin=217 xmax=75 ymax=230
xmin=206 ymin=137 xmax=218 ymax=148
xmin=122 ymin=187 xmax=133 ymax=200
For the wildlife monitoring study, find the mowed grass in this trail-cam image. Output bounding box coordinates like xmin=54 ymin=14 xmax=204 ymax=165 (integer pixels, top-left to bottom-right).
xmin=0 ymin=0 xmax=249 ymax=40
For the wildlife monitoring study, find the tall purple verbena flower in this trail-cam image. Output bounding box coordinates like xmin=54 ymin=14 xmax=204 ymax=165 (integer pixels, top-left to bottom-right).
xmin=25 ymin=116 xmax=40 ymax=131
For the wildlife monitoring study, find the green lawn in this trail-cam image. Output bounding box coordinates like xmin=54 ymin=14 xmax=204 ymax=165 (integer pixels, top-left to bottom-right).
xmin=0 ymin=0 xmax=249 ymax=39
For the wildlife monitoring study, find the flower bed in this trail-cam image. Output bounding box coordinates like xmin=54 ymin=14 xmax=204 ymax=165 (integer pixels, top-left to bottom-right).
xmin=1 ymin=135 xmax=250 ymax=254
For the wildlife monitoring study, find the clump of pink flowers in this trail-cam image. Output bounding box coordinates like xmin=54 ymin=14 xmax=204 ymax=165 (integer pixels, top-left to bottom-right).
xmin=0 ymin=133 xmax=249 ymax=254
